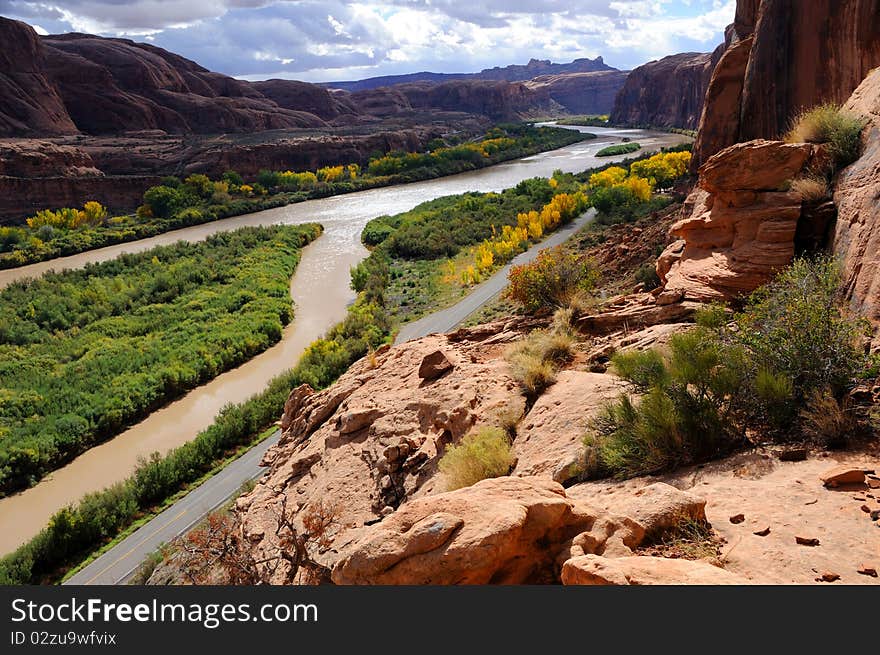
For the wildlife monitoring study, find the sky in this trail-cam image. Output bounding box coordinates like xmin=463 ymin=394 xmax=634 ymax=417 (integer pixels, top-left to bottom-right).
xmin=0 ymin=1 xmax=735 ymax=82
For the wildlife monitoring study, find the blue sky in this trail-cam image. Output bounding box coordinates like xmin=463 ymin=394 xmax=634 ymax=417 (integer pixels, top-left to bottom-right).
xmin=0 ymin=1 xmax=735 ymax=81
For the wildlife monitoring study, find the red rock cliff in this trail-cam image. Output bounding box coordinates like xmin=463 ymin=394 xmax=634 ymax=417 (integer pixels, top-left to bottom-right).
xmin=694 ymin=0 xmax=880 ymax=166
xmin=610 ymin=50 xmax=721 ymax=129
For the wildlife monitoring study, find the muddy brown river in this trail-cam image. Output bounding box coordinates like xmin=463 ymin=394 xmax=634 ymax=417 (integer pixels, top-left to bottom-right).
xmin=0 ymin=126 xmax=689 ymax=554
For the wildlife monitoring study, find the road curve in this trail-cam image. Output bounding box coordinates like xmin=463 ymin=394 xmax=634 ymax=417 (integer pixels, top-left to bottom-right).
xmin=66 ymin=209 xmax=596 ymax=585
xmin=65 ymin=210 xmax=595 ymax=585
xmin=395 ymin=208 xmax=596 ymax=344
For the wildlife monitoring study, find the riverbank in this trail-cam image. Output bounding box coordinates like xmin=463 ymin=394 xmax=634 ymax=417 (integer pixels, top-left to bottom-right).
xmin=0 ymin=125 xmax=589 ymax=270
xmin=0 ymin=126 xmax=690 ymax=563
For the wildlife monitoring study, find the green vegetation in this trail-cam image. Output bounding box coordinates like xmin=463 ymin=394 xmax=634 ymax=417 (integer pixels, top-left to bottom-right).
xmin=0 ymin=257 xmax=392 ymax=585
xmin=587 ymin=257 xmax=874 ymax=478
xmin=506 ymin=245 xmax=599 ymax=312
xmin=0 ymin=224 xmax=321 ymax=495
xmin=439 ymin=426 xmax=515 ymax=491
xmin=505 ymin=312 xmax=576 ymax=399
xmin=785 ymin=103 xmax=867 ymax=170
xmin=0 ymin=125 xmax=589 ymax=270
xmin=596 ymin=142 xmax=641 ymax=157
xmin=360 ymin=170 xmax=588 ymax=324
xmin=553 ymin=115 xmax=609 ymax=127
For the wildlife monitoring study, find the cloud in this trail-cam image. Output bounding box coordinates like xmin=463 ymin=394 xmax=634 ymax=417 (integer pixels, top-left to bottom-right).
xmin=0 ymin=0 xmax=735 ymax=80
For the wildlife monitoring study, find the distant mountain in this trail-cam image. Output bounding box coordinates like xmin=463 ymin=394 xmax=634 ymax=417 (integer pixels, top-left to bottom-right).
xmin=325 ymin=57 xmax=616 ymax=92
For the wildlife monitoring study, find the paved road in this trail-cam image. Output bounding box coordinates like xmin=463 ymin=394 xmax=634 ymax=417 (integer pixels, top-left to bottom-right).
xmin=66 ymin=209 xmax=595 ymax=585
xmin=64 ymin=433 xmax=279 ymax=585
xmin=395 ymin=208 xmax=596 ymax=344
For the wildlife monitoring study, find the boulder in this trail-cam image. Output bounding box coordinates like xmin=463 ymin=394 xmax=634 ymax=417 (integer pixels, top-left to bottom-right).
xmin=331 ymin=477 xmax=642 ymax=584
xmin=561 ymin=554 xmax=745 ymax=585
xmin=512 ymin=370 xmax=625 ymax=485
xmin=418 ymin=350 xmax=454 ymax=380
xmin=568 ymin=482 xmax=707 ymax=538
xmin=819 ymin=466 xmax=873 ymax=488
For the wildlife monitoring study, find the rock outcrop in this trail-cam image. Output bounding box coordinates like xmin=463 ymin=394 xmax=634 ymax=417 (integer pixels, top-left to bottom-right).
xmin=693 ymin=0 xmax=880 ymax=166
xmin=610 ymin=51 xmax=719 ymax=129
xmin=524 ymin=71 xmax=628 ymax=115
xmin=657 ymin=139 xmax=827 ymax=301
xmin=331 ymin=477 xmax=642 ymax=585
xmin=512 ymin=370 xmax=625 ymax=485
xmin=0 ymin=18 xmax=77 ymax=136
xmin=561 ymin=554 xmax=744 ymax=585
xmin=832 ymin=68 xmax=880 ymax=322
xmin=236 ymin=329 xmax=529 ymax=582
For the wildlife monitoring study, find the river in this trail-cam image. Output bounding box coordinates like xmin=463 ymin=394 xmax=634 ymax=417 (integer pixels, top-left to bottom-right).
xmin=0 ymin=126 xmax=689 ymax=554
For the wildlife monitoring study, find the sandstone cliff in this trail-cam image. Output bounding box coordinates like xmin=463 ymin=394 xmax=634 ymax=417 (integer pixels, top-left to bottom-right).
xmin=693 ymin=0 xmax=880 ymax=167
xmin=525 ymin=71 xmax=629 ymax=115
xmin=0 ymin=18 xmax=77 ymax=136
xmin=832 ymin=69 xmax=880 ymax=321
xmin=610 ymin=51 xmax=720 ymax=129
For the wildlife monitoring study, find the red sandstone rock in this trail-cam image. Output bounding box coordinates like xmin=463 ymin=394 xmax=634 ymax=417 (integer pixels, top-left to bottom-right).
xmin=331 ymin=477 xmax=642 ymax=585
xmin=0 ymin=17 xmax=77 ymax=136
xmin=658 ymin=140 xmax=824 ymax=302
xmin=832 ymin=69 xmax=880 ymax=324
xmin=524 ymin=71 xmax=628 ymax=115
xmin=611 ymin=51 xmax=719 ymax=129
xmin=694 ymin=0 xmax=880 ymax=166
xmin=561 ymin=554 xmax=745 ymax=585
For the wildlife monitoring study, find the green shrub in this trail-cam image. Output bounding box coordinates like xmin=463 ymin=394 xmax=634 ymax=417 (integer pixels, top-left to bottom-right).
xmin=785 ymin=104 xmax=866 ymax=170
xmin=589 ymin=328 xmax=748 ymax=478
xmin=439 ymin=427 xmax=515 ymax=491
xmin=634 ymin=262 xmax=661 ymax=290
xmin=735 ymin=257 xmax=870 ymax=399
xmin=505 ymin=326 xmax=575 ymax=398
xmin=596 ymin=142 xmax=641 ymax=157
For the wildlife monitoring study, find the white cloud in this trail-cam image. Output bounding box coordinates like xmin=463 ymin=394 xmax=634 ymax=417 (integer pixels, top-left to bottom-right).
xmin=0 ymin=0 xmax=735 ymax=79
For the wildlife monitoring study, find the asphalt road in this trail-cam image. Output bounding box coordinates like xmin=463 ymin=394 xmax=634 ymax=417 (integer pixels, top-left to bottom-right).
xmin=66 ymin=209 xmax=595 ymax=585
xmin=64 ymin=433 xmax=279 ymax=585
xmin=395 ymin=208 xmax=596 ymax=344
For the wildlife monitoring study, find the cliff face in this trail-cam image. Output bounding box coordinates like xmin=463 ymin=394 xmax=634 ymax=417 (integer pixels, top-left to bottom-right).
xmin=41 ymin=34 xmax=330 ymax=135
xmin=832 ymin=69 xmax=880 ymax=321
xmin=0 ymin=18 xmax=77 ymax=136
xmin=525 ymin=71 xmax=629 ymax=115
xmin=610 ymin=51 xmax=719 ymax=129
xmin=694 ymin=0 xmax=880 ymax=166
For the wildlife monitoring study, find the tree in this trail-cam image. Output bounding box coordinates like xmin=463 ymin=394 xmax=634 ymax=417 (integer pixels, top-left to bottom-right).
xmin=142 ymin=185 xmax=181 ymax=219
xmin=175 ymin=498 xmax=338 ymax=585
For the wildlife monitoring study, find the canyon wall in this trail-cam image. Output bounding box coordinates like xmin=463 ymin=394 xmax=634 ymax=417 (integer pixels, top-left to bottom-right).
xmin=694 ymin=0 xmax=880 ymax=166
xmin=610 ymin=51 xmax=720 ymax=129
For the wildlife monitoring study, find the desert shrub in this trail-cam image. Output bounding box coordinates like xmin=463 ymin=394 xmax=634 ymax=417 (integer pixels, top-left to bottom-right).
xmin=506 ymin=326 xmax=575 ymax=398
xmin=506 ymin=246 xmax=598 ymax=311
xmin=142 ymin=185 xmax=181 ymax=219
xmin=790 ymin=176 xmax=830 ymax=202
xmin=439 ymin=427 xmax=514 ymax=490
xmin=799 ymin=388 xmax=858 ymax=448
xmin=589 ymin=328 xmax=748 ymax=478
xmin=734 ymin=257 xmax=870 ymax=399
xmin=596 ymin=142 xmax=641 ymax=157
xmin=785 ymin=104 xmax=866 ymax=170
xmin=634 ymin=262 xmax=661 ymax=290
